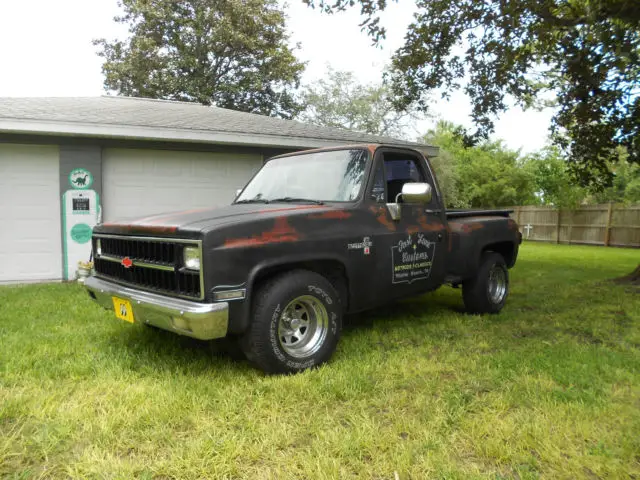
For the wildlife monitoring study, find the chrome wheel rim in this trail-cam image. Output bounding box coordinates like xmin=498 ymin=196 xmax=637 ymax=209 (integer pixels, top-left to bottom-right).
xmin=488 ymin=265 xmax=507 ymax=304
xmin=278 ymin=295 xmax=329 ymax=358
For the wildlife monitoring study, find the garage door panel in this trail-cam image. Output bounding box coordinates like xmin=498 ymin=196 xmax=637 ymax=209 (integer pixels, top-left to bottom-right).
xmin=0 ymin=253 xmax=59 ymax=280
xmin=7 ymin=217 xmax=59 ymax=235
xmin=103 ymin=148 xmax=262 ymax=221
xmin=0 ymin=144 xmax=61 ymax=282
xmin=152 ymin=161 xmax=184 ymax=177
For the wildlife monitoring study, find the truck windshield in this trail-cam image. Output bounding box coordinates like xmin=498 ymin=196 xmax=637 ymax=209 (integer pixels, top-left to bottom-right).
xmin=236 ymin=149 xmax=369 ymax=204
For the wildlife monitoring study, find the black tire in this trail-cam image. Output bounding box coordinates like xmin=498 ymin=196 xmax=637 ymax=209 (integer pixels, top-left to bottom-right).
xmin=462 ymin=252 xmax=509 ymax=314
xmin=240 ymin=270 xmax=342 ymax=374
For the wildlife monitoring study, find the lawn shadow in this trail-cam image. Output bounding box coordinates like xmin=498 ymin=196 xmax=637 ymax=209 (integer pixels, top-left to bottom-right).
xmin=344 ymin=288 xmax=463 ymax=331
xmin=104 ymin=322 xmax=253 ymax=376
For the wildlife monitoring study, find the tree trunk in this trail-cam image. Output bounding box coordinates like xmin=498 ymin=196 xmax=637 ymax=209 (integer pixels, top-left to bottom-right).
xmin=613 ymin=264 xmax=640 ymax=285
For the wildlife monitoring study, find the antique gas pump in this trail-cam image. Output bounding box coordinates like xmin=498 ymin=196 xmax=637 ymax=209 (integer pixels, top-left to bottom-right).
xmin=61 ymin=168 xmax=101 ymax=280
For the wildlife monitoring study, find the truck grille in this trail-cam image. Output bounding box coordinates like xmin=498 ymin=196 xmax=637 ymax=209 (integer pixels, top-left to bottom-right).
xmin=92 ymin=235 xmax=203 ymax=300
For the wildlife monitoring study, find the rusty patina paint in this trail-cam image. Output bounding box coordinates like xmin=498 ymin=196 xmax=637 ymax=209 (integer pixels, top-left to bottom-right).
xmin=308 ymin=210 xmax=352 ymax=220
xmin=224 ymin=217 xmax=299 ymax=248
xmin=145 ymin=208 xmax=213 ymax=225
xmin=270 ymin=144 xmax=379 ymax=160
xmin=132 ymin=225 xmax=178 ymax=234
xmin=366 ymin=144 xmax=379 ymax=155
xmin=449 ymin=222 xmax=485 ymax=234
xmin=369 ymin=205 xmax=397 ymax=232
xmin=259 ymin=205 xmax=325 ymax=215
xmin=100 ymin=223 xmax=178 ymax=235
xmin=102 ymin=208 xmax=213 ymax=230
xmin=416 ymin=212 xmax=447 ymax=232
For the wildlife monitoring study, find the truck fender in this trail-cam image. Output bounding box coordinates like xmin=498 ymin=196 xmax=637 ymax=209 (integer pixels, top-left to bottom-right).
xmin=228 ymin=253 xmax=352 ymax=334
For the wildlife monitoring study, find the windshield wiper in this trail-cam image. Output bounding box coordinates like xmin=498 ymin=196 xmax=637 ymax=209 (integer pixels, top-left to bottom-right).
xmin=269 ymin=197 xmax=325 ymax=205
xmin=235 ymin=198 xmax=270 ymax=204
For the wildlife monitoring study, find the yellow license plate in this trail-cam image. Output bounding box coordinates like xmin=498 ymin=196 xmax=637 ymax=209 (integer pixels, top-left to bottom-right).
xmin=112 ymin=297 xmax=135 ymax=323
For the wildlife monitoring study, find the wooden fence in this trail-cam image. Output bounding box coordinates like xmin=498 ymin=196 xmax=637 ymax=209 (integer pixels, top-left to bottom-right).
xmin=510 ymin=204 xmax=640 ymax=248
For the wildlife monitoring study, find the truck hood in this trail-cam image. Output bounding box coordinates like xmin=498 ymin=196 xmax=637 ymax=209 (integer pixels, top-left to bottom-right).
xmin=94 ymin=203 xmax=334 ymax=237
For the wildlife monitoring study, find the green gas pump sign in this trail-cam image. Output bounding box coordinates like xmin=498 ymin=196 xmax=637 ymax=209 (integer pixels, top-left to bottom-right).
xmin=70 ymin=223 xmax=93 ymax=244
xmin=69 ymin=168 xmax=94 ymax=190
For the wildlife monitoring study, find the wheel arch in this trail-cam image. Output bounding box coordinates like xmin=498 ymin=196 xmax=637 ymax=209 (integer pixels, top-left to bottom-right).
xmin=482 ymin=241 xmax=517 ymax=268
xmin=228 ymin=254 xmax=351 ymax=334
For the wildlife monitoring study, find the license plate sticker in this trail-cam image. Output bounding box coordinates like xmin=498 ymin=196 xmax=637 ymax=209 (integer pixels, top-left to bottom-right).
xmin=112 ymin=297 xmax=135 ymax=323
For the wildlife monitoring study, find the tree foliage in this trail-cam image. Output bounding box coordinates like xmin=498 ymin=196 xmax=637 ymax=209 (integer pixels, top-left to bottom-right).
xmin=298 ymin=67 xmax=423 ymax=139
xmin=95 ymin=0 xmax=305 ymax=118
xmin=523 ymin=146 xmax=640 ymax=206
xmin=425 ymin=122 xmax=639 ymax=209
xmin=428 ymin=148 xmax=466 ymax=209
xmin=424 ymin=122 xmax=536 ymax=208
xmin=524 ymin=146 xmax=588 ymax=208
xmin=305 ymin=0 xmax=640 ymax=187
xmin=591 ymin=150 xmax=640 ymax=203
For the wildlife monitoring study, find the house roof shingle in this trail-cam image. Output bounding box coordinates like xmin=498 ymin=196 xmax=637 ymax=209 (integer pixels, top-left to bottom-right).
xmin=0 ymin=96 xmax=437 ymax=155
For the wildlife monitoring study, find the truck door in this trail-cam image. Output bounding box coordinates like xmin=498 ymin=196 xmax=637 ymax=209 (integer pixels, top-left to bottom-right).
xmin=366 ymin=148 xmax=448 ymax=303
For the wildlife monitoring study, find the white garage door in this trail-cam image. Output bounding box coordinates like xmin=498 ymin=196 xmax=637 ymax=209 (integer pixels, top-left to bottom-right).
xmin=0 ymin=144 xmax=62 ymax=283
xmin=102 ymin=148 xmax=262 ymax=222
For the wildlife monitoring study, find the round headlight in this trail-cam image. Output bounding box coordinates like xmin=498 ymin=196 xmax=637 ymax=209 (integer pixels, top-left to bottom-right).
xmin=183 ymin=247 xmax=201 ymax=271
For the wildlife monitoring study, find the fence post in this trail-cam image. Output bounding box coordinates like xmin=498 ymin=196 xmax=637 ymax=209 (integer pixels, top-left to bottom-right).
xmin=604 ymin=202 xmax=614 ymax=247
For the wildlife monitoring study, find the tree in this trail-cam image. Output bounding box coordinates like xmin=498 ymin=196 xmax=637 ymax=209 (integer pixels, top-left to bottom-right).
xmin=423 ymin=121 xmax=536 ymax=208
xmin=591 ymin=149 xmax=640 ymax=204
xmin=304 ymin=0 xmax=640 ymax=187
xmin=298 ymin=67 xmax=424 ymax=139
xmin=523 ymin=146 xmax=640 ymax=206
xmin=94 ymin=0 xmax=305 ymax=118
xmin=524 ymin=147 xmax=587 ymax=208
xmin=428 ymin=148 xmax=467 ymax=209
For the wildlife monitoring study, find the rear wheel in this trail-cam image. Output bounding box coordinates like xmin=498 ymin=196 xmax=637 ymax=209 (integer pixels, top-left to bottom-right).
xmin=240 ymin=270 xmax=342 ymax=374
xmin=462 ymin=252 xmax=509 ymax=314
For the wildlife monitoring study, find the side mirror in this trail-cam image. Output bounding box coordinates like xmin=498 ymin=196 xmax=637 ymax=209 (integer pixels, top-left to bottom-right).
xmin=386 ymin=182 xmax=433 ymax=221
xmin=400 ymin=182 xmax=432 ymax=204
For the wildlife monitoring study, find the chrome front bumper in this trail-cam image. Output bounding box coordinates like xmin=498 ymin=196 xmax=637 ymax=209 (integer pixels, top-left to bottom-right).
xmin=85 ymin=276 xmax=228 ymax=340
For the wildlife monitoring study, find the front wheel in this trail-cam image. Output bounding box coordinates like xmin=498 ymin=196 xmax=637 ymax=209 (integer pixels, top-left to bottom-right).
xmin=462 ymin=252 xmax=509 ymax=314
xmin=240 ymin=270 xmax=342 ymax=374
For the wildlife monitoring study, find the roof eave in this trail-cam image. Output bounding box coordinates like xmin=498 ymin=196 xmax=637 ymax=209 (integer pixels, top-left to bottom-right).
xmin=0 ymin=118 xmax=440 ymax=157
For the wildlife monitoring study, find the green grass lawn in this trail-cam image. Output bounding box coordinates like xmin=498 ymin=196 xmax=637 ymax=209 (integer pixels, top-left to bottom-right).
xmin=1 ymin=243 xmax=639 ymax=479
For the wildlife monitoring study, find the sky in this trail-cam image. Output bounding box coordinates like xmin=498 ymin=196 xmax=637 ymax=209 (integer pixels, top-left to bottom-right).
xmin=0 ymin=0 xmax=555 ymax=153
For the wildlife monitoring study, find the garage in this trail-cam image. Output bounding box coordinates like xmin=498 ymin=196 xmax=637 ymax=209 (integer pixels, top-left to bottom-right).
xmin=102 ymin=148 xmax=262 ymax=222
xmin=0 ymin=144 xmax=62 ymax=283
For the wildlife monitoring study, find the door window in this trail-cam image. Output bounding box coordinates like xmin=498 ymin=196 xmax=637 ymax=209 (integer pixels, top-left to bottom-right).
xmin=383 ymin=154 xmax=428 ymax=203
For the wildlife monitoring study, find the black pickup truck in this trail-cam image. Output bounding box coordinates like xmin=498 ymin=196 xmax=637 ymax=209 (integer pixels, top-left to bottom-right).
xmin=86 ymin=144 xmax=521 ymax=373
